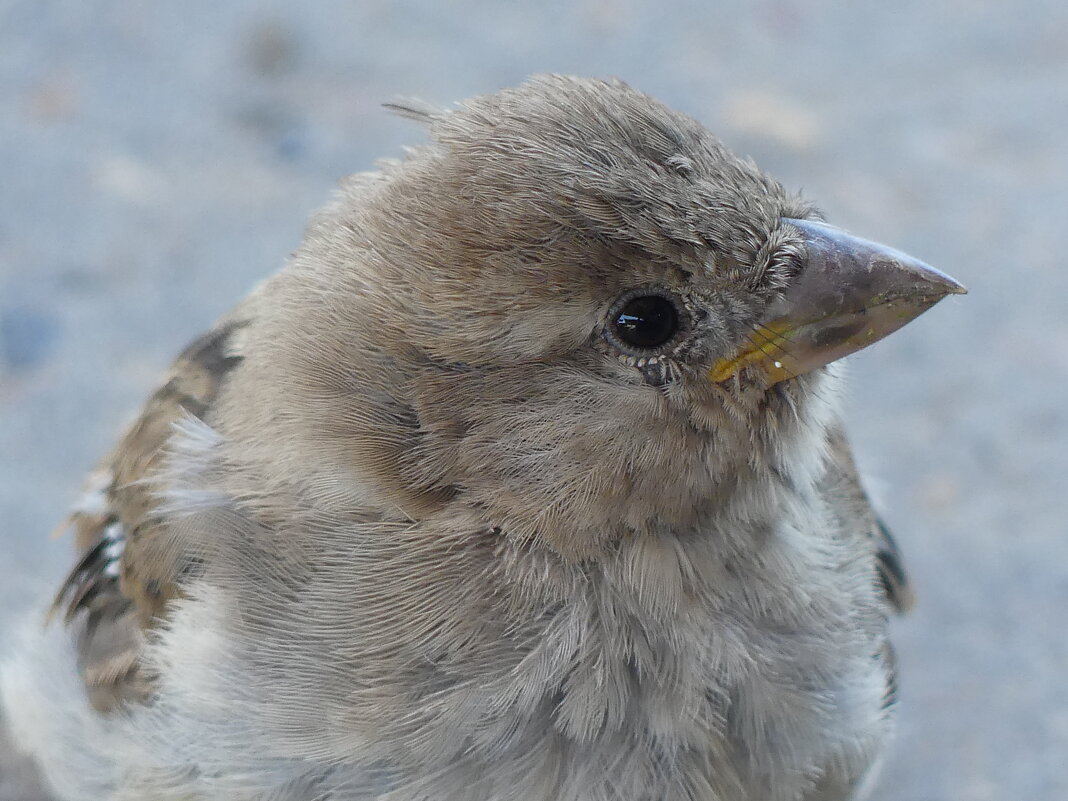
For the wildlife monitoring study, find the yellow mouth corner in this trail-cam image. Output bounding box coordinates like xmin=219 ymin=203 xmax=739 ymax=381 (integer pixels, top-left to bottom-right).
xmin=709 ymin=324 xmax=795 ymax=384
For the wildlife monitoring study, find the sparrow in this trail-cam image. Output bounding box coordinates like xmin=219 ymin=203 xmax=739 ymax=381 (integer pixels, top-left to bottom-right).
xmin=1 ymin=75 xmax=964 ymax=801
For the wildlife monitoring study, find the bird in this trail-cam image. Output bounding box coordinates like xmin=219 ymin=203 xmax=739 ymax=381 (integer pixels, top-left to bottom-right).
xmin=0 ymin=75 xmax=964 ymax=801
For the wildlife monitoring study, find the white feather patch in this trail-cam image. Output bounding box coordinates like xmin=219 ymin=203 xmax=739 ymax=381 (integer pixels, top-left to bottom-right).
xmin=155 ymin=414 xmax=230 ymax=518
xmin=71 ymin=470 xmax=112 ymax=517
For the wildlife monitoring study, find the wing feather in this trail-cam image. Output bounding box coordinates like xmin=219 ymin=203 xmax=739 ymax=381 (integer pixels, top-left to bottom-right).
xmin=49 ymin=319 xmax=248 ymax=711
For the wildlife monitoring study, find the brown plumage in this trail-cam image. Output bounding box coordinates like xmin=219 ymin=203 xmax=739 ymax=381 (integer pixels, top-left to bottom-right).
xmin=2 ymin=76 xmax=962 ymax=801
xmin=51 ymin=319 xmax=249 ymax=710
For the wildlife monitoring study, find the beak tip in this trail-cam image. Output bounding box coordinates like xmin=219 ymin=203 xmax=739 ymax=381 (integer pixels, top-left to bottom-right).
xmin=919 ymin=263 xmax=968 ymax=298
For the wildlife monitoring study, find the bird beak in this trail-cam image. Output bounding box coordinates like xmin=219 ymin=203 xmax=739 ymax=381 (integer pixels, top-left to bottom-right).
xmin=710 ymin=218 xmax=967 ymax=385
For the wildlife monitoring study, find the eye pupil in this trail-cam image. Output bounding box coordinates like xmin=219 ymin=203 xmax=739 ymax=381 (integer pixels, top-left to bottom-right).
xmin=612 ymin=295 xmax=679 ymax=349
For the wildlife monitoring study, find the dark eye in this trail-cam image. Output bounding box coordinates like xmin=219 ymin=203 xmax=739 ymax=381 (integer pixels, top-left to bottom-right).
xmin=611 ymin=294 xmax=680 ymax=350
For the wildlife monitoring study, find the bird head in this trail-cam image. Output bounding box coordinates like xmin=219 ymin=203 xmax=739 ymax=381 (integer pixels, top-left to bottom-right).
xmin=261 ymin=76 xmax=964 ymax=559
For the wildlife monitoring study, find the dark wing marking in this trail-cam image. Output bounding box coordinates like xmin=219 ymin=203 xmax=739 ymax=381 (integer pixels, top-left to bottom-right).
xmin=50 ymin=319 xmax=248 ymax=712
xmin=821 ymin=424 xmax=913 ymax=722
xmin=873 ymin=518 xmax=914 ymax=615
xmin=822 ymin=424 xmax=915 ymax=615
xmin=880 ymin=640 xmax=900 ymax=712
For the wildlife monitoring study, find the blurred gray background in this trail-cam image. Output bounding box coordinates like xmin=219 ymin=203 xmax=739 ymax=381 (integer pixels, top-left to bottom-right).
xmin=1 ymin=1 xmax=1064 ymax=799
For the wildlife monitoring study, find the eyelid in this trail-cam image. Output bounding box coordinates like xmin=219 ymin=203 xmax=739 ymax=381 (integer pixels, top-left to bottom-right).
xmin=609 ymin=285 xmax=679 ymax=310
xmin=603 ymin=286 xmax=687 ymax=355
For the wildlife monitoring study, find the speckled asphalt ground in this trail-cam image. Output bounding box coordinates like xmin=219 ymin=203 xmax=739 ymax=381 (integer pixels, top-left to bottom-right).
xmin=2 ymin=2 xmax=1066 ymax=799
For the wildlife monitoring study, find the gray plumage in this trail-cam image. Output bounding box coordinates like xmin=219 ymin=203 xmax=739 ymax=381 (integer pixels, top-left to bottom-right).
xmin=1 ymin=75 xmax=962 ymax=801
